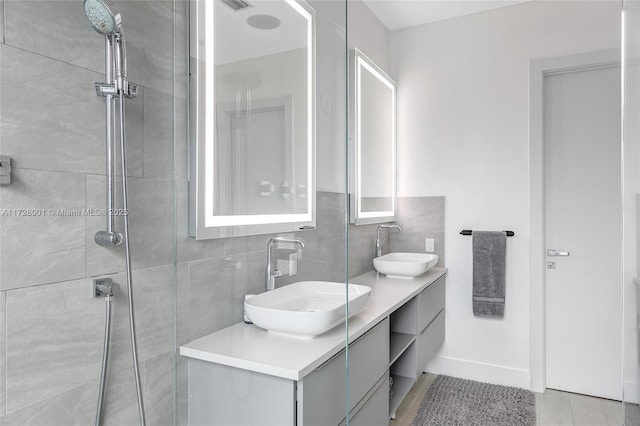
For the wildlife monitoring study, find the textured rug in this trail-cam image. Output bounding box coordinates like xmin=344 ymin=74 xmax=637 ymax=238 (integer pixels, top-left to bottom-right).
xmin=412 ymin=375 xmax=536 ymax=426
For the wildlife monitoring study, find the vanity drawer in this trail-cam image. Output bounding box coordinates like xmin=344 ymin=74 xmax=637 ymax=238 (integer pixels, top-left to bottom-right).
xmin=348 ymin=375 xmax=390 ymax=426
xmin=300 ymin=318 xmax=389 ymax=426
xmin=349 ymin=317 xmax=389 ymax=407
xmin=416 ymin=309 xmax=445 ymax=377
xmin=418 ymin=276 xmax=446 ymax=333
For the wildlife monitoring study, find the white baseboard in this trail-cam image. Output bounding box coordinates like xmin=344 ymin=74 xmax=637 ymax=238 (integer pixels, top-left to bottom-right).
xmin=426 ymin=355 xmax=532 ymax=390
xmin=625 ymin=381 xmax=640 ymax=404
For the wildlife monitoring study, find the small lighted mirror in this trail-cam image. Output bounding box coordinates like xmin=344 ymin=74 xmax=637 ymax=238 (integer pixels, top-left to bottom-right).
xmin=189 ymin=0 xmax=316 ymax=239
xmin=350 ymin=48 xmax=396 ymax=225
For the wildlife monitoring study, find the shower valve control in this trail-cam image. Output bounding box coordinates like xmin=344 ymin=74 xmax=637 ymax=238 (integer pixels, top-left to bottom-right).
xmin=94 ymin=278 xmax=115 ymax=297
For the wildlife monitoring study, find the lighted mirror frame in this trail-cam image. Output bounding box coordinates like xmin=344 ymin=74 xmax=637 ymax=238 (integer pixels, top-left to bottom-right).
xmin=350 ymin=48 xmax=396 ymax=225
xmin=189 ymin=0 xmax=316 ymax=239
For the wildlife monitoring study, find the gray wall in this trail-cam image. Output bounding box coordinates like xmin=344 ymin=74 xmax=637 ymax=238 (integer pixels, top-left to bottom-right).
xmin=0 ymin=1 xmax=182 ymax=424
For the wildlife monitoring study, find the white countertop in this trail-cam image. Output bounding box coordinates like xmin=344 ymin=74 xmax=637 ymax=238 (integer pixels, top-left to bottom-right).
xmin=179 ymin=267 xmax=447 ymax=381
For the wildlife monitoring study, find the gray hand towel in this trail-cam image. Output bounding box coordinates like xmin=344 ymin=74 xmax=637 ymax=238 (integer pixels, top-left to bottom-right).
xmin=472 ymin=231 xmax=506 ymax=318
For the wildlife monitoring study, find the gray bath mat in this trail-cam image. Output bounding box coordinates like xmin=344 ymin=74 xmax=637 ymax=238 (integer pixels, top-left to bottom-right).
xmin=412 ymin=375 xmax=536 ymax=426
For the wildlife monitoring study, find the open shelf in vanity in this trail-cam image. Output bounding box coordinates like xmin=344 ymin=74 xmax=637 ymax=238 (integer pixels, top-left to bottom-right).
xmin=388 ymin=275 xmax=446 ymax=418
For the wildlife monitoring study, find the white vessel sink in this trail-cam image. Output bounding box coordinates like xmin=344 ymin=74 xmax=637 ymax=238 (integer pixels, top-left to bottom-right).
xmin=373 ymin=252 xmax=439 ymax=279
xmin=244 ymin=281 xmax=372 ymax=338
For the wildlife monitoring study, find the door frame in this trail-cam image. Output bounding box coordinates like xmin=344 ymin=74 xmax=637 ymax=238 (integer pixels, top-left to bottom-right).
xmin=528 ymin=48 xmax=621 ymax=393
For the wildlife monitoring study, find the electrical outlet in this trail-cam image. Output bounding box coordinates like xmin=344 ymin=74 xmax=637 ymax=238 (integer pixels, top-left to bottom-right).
xmin=289 ymin=253 xmax=298 ymax=276
xmin=425 ymin=238 xmax=435 ymax=253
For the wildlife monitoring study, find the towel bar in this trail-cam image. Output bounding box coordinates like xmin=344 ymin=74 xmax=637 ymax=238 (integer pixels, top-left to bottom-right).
xmin=460 ymin=230 xmax=514 ymax=236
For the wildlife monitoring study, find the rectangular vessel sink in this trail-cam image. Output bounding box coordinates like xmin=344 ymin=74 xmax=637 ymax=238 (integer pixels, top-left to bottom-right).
xmin=244 ymin=281 xmax=371 ymax=338
xmin=373 ymin=252 xmax=438 ymax=279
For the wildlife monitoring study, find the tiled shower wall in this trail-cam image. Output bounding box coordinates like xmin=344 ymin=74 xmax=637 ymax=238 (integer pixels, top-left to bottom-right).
xmin=0 ymin=1 xmax=182 ymax=424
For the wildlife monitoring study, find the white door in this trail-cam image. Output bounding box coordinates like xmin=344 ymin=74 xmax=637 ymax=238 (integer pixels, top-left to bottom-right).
xmin=544 ymin=65 xmax=622 ymax=400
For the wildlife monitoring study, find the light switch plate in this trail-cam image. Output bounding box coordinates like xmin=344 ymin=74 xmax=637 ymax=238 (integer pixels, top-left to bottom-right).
xmin=289 ymin=253 xmax=298 ymax=276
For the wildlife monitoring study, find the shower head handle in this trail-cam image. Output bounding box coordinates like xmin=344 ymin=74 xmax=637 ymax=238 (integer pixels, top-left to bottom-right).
xmin=83 ymin=0 xmax=122 ymax=35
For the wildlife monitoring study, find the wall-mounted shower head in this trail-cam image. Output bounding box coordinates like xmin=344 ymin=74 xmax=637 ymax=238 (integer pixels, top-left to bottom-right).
xmin=83 ymin=0 xmax=121 ymax=35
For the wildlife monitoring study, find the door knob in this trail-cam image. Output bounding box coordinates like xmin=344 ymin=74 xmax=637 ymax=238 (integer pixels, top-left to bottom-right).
xmin=547 ymin=249 xmax=570 ymax=257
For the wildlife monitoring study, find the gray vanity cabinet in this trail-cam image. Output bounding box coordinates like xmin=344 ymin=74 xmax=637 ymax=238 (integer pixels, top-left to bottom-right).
xmin=189 ymin=318 xmax=389 ymax=426
xmin=185 ymin=271 xmax=447 ymax=426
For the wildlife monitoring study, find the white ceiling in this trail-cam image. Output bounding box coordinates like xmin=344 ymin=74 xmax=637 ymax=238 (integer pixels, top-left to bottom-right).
xmin=215 ymin=0 xmax=308 ymax=65
xmin=362 ymin=0 xmax=533 ymax=31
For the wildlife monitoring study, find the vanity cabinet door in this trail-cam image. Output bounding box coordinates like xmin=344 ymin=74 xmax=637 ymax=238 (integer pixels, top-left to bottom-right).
xmin=188 ymin=359 xmax=295 ymax=426
xmin=299 ymin=318 xmax=390 ymax=426
xmin=417 ymin=276 xmax=446 ymax=333
xmin=416 ymin=276 xmax=446 ymax=377
xmin=416 ymin=310 xmax=445 ymax=378
xmin=348 ymin=375 xmax=390 ymax=426
xmin=298 ymin=349 xmax=346 ymax=426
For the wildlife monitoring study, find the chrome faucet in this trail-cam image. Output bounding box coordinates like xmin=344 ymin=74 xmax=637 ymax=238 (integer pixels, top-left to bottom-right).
xmin=376 ymin=224 xmax=401 ymax=257
xmin=265 ymin=237 xmax=306 ymax=291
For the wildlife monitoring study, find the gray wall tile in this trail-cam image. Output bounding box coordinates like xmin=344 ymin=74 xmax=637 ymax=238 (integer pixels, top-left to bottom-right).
xmin=295 ymin=191 xmax=345 ymax=244
xmin=176 ymin=262 xmax=189 ymax=346
xmin=0 ymin=169 xmax=85 ymax=290
xmin=0 ymin=0 xmax=5 ymax=45
xmin=174 ymin=98 xmax=189 ymax=180
xmin=174 ymin=11 xmax=189 ymax=101
xmin=5 ymin=264 xmax=173 ymax=413
xmin=128 ymin=177 xmax=175 ymax=270
xmin=396 ymin=196 xmax=445 ymax=234
xmin=105 ymin=266 xmax=176 ymax=369
xmin=143 ymin=89 xmax=174 ymax=179
xmin=102 ymin=364 xmax=146 ymax=426
xmin=390 ymin=196 xmax=446 ymax=266
xmin=0 ymin=291 xmax=5 ymax=415
xmin=277 ymin=237 xmax=346 ymax=286
xmin=0 ymin=382 xmax=95 ymax=425
xmin=144 ymin=351 xmax=175 ymax=426
xmin=0 ymin=44 xmax=105 ymax=174
xmin=4 ymin=0 xmax=103 ymax=73
xmin=120 ymin=87 xmax=145 ymax=178
xmin=223 ymin=233 xmax=276 ymax=257
xmin=5 ymin=277 xmax=105 ymax=411
xmin=129 ymin=265 xmax=175 ymax=362
xmin=175 ymin=180 xmax=225 ymax=263
xmin=390 ymin=231 xmax=446 ymax=267
xmin=114 ymin=1 xmax=174 ymax=94
xmin=85 ymin=174 xmax=126 ymax=277
xmin=188 ymin=251 xmax=265 ymax=340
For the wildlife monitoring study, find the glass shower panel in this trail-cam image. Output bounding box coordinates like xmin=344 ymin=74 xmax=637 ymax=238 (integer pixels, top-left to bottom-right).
xmin=176 ymin=0 xmax=350 ymax=425
xmin=624 ymin=1 xmax=640 ymax=423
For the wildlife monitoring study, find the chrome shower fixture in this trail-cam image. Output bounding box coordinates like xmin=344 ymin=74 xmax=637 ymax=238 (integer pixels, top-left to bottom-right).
xmin=84 ymin=0 xmax=121 ymax=35
xmin=83 ymin=2 xmax=145 ymax=426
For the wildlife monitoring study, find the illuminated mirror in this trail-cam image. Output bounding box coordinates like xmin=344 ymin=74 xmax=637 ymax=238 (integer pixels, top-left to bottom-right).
xmin=350 ymin=48 xmax=396 ymax=225
xmin=189 ymin=0 xmax=316 ymax=239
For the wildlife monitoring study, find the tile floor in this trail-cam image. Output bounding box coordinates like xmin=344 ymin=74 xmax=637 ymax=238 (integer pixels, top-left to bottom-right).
xmin=390 ymin=373 xmax=628 ymax=426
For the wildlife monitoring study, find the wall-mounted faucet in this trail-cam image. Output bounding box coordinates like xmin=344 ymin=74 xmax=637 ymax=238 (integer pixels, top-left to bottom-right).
xmin=376 ymin=224 xmax=402 ymax=257
xmin=265 ymin=237 xmax=306 ymax=292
